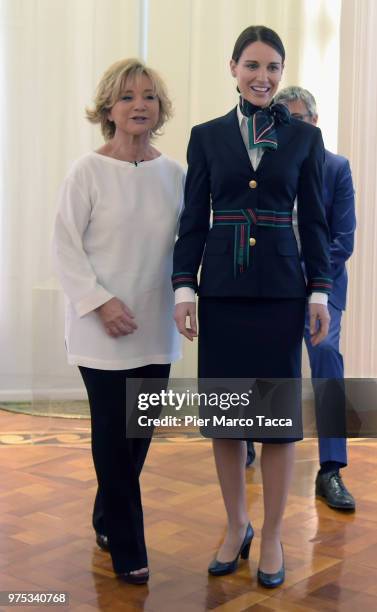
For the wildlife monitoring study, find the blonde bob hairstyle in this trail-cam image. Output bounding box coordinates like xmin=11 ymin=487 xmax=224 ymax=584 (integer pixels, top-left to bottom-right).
xmin=86 ymin=58 xmax=173 ymax=141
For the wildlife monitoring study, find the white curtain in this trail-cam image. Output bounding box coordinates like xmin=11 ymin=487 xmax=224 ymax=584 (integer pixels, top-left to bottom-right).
xmin=0 ymin=0 xmax=142 ymax=399
xmin=338 ymin=0 xmax=377 ymax=376
xmin=0 ymin=0 xmax=344 ymax=400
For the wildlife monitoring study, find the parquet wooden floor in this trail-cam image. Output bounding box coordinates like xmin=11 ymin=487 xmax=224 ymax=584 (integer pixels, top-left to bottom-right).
xmin=0 ymin=410 xmax=377 ymax=611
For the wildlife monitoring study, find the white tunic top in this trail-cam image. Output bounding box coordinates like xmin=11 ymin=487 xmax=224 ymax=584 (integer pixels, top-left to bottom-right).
xmin=53 ymin=152 xmax=185 ymax=370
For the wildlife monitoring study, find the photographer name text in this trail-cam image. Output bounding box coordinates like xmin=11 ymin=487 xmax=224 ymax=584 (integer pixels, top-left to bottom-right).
xmin=137 ymin=415 xmax=292 ymax=427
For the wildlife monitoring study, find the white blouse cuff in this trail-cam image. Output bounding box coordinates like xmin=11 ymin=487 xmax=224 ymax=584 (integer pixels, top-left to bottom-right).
xmin=75 ymin=287 xmax=114 ymax=318
xmin=308 ymin=292 xmax=328 ymax=306
xmin=174 ymin=287 xmax=196 ymax=304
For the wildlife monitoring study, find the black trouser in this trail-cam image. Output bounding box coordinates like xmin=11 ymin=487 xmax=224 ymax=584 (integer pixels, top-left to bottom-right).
xmin=79 ymin=363 xmax=170 ymax=574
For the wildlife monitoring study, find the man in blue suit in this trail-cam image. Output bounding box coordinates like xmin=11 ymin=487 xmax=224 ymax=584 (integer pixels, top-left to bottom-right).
xmin=247 ymin=87 xmax=356 ymax=511
xmin=279 ymin=87 xmax=356 ymax=510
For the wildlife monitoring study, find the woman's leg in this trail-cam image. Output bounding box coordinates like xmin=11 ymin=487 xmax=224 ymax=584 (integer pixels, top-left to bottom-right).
xmin=79 ymin=363 xmax=170 ymax=575
xmin=79 ymin=366 xmax=146 ymax=574
xmin=259 ymin=442 xmax=295 ymax=573
xmin=92 ymin=487 xmax=105 ymax=535
xmin=91 ymin=435 xmax=151 ymax=537
xmin=212 ymin=438 xmax=250 ymax=561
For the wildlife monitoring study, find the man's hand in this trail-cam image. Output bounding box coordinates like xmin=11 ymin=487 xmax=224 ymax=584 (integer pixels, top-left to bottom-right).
xmin=96 ymin=297 xmax=137 ymax=338
xmin=174 ymin=302 xmax=197 ymax=341
xmin=309 ymin=302 xmax=330 ymax=346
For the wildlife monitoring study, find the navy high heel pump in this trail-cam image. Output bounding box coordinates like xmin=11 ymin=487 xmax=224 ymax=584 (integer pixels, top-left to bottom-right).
xmin=208 ymin=523 xmax=254 ymax=576
xmin=257 ymin=543 xmax=285 ymax=588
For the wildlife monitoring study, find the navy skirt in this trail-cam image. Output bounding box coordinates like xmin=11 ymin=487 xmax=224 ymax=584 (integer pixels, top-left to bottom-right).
xmin=198 ymin=297 xmax=306 ymax=442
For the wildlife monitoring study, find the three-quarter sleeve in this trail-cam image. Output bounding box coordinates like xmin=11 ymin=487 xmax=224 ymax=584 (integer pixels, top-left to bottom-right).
xmin=52 ymin=176 xmax=113 ymax=317
xmin=297 ymin=128 xmax=332 ymax=296
xmin=172 ymin=127 xmax=211 ymax=292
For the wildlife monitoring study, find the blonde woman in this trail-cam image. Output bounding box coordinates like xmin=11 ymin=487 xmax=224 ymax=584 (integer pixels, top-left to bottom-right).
xmin=53 ymin=59 xmax=184 ymax=584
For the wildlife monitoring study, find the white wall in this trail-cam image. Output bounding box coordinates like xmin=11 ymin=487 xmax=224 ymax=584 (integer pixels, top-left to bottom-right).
xmin=5 ymin=0 xmax=373 ymax=402
xmin=337 ymin=0 xmax=377 ymax=376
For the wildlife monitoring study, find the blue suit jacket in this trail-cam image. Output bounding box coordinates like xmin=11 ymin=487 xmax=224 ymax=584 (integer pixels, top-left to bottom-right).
xmin=322 ymin=150 xmax=356 ymax=310
xmin=173 ymin=107 xmax=332 ymax=299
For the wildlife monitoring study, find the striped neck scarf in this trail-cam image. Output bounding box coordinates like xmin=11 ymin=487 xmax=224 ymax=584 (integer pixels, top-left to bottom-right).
xmin=239 ymin=97 xmax=290 ymax=150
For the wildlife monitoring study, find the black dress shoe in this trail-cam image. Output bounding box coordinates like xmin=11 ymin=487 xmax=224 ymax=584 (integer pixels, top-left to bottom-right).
xmin=95 ymin=533 xmax=109 ymax=551
xmin=257 ymin=543 xmax=285 ymax=588
xmin=315 ymin=470 xmax=356 ymax=511
xmin=208 ymin=523 xmax=254 ymax=576
xmin=117 ymin=570 xmax=149 ymax=585
xmin=246 ymin=441 xmax=256 ymax=467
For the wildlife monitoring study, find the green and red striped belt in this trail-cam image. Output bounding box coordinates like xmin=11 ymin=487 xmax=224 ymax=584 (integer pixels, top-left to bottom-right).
xmin=212 ymin=208 xmax=292 ymax=277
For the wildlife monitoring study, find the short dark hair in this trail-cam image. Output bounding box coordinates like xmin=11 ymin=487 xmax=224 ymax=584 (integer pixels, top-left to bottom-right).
xmin=232 ymin=25 xmax=285 ymax=64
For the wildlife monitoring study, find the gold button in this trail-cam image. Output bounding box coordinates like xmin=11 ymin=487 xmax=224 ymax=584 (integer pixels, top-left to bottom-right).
xmin=249 ymin=237 xmax=256 ymax=246
xmin=249 ymin=180 xmax=257 ymax=189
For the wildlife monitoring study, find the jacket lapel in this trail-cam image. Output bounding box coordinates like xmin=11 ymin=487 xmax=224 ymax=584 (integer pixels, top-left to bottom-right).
xmin=220 ymin=108 xmax=253 ymax=171
xmin=257 ymin=123 xmax=295 ymax=173
xmin=219 ymin=107 xmax=296 ymax=175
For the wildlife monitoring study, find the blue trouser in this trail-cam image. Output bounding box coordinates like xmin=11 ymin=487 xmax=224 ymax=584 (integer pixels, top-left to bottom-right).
xmin=304 ymin=302 xmax=347 ymax=467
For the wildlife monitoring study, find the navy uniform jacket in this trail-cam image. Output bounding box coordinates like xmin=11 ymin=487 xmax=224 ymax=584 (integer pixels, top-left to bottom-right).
xmin=173 ymin=107 xmax=332 ymax=298
xmin=323 ymin=151 xmax=355 ymax=310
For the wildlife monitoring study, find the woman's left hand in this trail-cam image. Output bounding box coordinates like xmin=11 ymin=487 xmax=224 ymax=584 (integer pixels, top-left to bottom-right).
xmin=96 ymin=297 xmax=137 ymax=337
xmin=174 ymin=302 xmax=197 ymax=341
xmin=309 ymin=303 xmax=330 ymax=346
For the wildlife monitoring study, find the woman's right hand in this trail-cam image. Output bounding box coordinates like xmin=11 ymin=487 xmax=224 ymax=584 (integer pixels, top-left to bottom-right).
xmin=174 ymin=302 xmax=197 ymax=341
xmin=96 ymin=297 xmax=138 ymax=338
